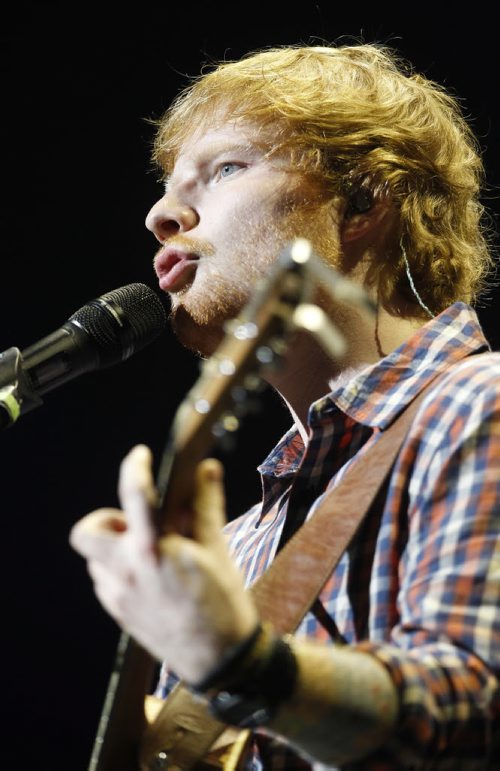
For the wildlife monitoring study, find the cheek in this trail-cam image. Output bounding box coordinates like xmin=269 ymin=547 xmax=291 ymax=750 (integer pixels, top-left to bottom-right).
xmin=212 ymin=176 xmax=290 ymax=225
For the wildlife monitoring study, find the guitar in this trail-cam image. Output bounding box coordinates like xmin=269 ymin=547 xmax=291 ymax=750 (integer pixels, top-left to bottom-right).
xmin=86 ymin=239 xmax=349 ymax=771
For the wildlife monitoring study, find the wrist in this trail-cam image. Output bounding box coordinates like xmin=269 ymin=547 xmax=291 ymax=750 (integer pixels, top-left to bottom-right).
xmin=191 ymin=622 xmax=265 ymax=693
xmin=189 ymin=621 xmax=298 ymax=728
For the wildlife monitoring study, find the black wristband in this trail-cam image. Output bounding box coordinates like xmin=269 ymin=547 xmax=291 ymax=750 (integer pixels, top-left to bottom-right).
xmin=190 ymin=622 xmax=264 ymax=693
xmin=207 ymin=634 xmax=298 ymax=728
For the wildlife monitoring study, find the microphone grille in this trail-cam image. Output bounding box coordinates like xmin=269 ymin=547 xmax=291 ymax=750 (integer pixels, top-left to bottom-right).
xmin=70 ymin=283 xmax=167 ymax=365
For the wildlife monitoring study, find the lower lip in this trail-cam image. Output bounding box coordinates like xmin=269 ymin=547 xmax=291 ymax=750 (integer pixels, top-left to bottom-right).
xmin=158 ymin=259 xmax=198 ymax=292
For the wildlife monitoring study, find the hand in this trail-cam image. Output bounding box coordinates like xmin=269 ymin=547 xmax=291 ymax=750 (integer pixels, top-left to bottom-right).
xmin=69 ymin=444 xmax=259 ymax=683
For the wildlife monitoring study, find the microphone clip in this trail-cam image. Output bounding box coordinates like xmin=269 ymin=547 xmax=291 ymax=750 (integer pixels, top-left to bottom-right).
xmin=0 ymin=347 xmax=43 ymax=430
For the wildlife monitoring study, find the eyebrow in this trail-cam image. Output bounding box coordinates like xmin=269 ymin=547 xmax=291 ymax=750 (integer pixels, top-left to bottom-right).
xmin=194 ymin=139 xmax=259 ymax=160
xmin=162 ymin=140 xmax=261 ymax=189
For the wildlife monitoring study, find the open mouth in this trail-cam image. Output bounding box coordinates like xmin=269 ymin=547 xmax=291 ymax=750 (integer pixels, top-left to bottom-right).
xmin=155 ymin=250 xmax=200 ymax=292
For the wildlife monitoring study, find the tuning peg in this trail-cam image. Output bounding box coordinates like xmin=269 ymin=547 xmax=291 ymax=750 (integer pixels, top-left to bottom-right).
xmin=243 ymin=373 xmax=265 ymax=392
xmin=211 ymin=412 xmax=241 ymax=452
xmin=230 ymin=385 xmax=248 ymax=404
xmin=212 ymin=412 xmax=240 ymax=437
xmin=256 ymin=345 xmax=274 ymax=365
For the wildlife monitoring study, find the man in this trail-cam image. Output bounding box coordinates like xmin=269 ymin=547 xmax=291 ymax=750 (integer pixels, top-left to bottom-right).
xmin=70 ymin=43 xmax=500 ymax=768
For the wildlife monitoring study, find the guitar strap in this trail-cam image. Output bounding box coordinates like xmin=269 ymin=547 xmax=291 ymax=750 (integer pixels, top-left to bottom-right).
xmin=139 ymin=376 xmax=441 ymax=770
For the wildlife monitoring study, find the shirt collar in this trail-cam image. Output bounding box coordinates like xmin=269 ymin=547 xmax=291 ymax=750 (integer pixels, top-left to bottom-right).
xmin=258 ymin=302 xmax=490 ymax=479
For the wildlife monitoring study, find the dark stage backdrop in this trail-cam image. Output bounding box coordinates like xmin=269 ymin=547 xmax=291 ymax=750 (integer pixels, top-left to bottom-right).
xmin=1 ymin=4 xmax=499 ymax=768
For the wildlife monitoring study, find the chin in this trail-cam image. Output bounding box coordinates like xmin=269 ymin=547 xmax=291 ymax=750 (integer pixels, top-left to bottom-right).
xmin=170 ymin=305 xmax=226 ymax=358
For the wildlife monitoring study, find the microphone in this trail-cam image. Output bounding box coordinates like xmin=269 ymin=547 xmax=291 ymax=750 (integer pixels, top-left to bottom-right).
xmin=0 ymin=283 xmax=167 ymax=429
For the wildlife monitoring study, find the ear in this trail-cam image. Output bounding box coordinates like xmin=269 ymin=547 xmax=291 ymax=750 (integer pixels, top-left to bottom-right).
xmin=340 ymin=194 xmax=390 ymax=244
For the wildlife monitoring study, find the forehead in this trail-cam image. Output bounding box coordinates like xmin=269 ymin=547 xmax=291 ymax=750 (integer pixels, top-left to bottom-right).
xmin=175 ymin=121 xmax=263 ymax=165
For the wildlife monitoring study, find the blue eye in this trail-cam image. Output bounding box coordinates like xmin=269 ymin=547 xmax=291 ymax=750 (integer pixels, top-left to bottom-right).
xmin=219 ymin=162 xmax=242 ymax=179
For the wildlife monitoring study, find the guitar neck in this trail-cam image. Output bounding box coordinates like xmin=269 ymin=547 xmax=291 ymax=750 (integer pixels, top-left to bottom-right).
xmin=88 ymin=632 xmax=156 ymax=771
xmin=86 ymin=241 xmax=318 ymax=770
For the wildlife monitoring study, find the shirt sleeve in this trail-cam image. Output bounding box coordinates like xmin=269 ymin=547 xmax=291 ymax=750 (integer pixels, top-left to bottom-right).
xmin=356 ymin=355 xmax=500 ymax=767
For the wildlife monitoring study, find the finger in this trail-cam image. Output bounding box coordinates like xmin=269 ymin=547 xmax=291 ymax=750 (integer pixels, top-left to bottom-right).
xmin=88 ymin=559 xmax=130 ymax=624
xmin=118 ymin=444 xmax=159 ymax=554
xmin=69 ymin=508 xmax=127 ymax=561
xmin=192 ymin=458 xmax=227 ymax=545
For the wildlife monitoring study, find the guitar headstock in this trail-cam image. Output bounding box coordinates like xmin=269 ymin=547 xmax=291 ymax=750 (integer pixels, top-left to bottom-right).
xmin=154 ymin=240 xmax=309 ymax=521
xmin=154 ymin=237 xmax=372 ymax=532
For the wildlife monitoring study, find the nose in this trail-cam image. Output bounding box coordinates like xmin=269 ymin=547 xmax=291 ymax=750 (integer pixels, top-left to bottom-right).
xmin=145 ymin=193 xmax=199 ymax=243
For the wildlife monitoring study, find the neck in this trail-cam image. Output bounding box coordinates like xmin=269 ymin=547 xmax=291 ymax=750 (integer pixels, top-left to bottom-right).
xmin=266 ymin=300 xmax=425 ymax=441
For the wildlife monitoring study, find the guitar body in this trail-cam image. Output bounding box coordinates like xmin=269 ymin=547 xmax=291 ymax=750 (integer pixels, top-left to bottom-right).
xmin=197 ymin=730 xmax=252 ymax=771
xmin=144 ymin=694 xmax=251 ymax=770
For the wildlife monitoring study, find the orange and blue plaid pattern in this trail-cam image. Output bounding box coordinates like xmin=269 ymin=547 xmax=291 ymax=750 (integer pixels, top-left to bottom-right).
xmin=157 ymin=302 xmax=500 ymax=768
xmin=224 ymin=303 xmax=500 ymax=768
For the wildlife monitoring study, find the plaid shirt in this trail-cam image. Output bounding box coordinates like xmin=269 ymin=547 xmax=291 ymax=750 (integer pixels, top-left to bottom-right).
xmin=157 ymin=302 xmax=500 ymax=769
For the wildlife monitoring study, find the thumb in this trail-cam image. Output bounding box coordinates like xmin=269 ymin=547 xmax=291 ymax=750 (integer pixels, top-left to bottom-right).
xmin=192 ymin=458 xmax=227 ymax=545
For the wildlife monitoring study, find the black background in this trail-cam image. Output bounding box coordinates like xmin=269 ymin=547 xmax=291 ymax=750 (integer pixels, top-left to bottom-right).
xmin=1 ymin=3 xmax=499 ymax=768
